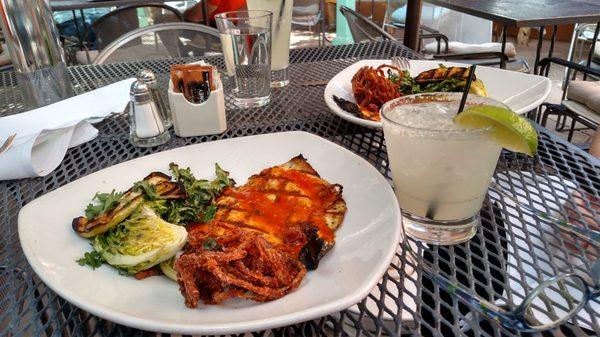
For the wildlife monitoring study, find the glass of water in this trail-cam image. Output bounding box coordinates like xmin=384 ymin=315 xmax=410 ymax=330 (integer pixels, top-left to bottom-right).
xmin=246 ymin=0 xmax=293 ymax=87
xmin=216 ymin=11 xmax=272 ymax=108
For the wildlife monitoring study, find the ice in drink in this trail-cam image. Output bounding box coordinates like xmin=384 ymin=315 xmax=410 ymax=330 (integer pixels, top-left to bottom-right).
xmin=381 ymin=93 xmax=504 ymax=245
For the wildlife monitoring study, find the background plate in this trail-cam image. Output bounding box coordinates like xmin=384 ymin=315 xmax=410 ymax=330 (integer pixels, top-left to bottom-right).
xmin=18 ymin=131 xmax=401 ymax=335
xmin=324 ymin=59 xmax=552 ymax=128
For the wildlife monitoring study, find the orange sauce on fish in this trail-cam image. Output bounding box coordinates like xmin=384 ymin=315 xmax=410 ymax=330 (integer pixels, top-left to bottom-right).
xmin=218 ymin=167 xmax=336 ymax=256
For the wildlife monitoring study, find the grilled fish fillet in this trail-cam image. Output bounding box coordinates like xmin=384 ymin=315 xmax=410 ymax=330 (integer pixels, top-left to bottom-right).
xmin=415 ymin=66 xmax=473 ymax=83
xmin=196 ymin=155 xmax=347 ymax=269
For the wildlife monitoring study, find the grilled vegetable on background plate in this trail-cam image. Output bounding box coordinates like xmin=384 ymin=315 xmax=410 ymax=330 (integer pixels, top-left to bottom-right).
xmin=390 ymin=65 xmax=488 ymax=96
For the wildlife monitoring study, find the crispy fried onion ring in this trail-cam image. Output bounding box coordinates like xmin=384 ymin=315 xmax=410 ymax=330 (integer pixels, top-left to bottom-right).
xmin=175 ymin=223 xmax=307 ymax=307
xmin=351 ymin=64 xmax=402 ymax=121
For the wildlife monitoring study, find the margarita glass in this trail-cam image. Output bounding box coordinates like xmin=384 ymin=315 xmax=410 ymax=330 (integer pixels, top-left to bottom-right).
xmin=381 ymin=93 xmax=506 ymax=245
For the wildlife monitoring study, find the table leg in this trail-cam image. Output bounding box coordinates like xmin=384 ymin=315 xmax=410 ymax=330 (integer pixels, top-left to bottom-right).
xmin=319 ymin=0 xmax=326 ymax=46
xmin=72 ymin=10 xmax=82 ymax=42
xmin=563 ymin=24 xmax=579 ymax=91
xmin=544 ymin=25 xmax=557 ymax=77
xmin=404 ymin=0 xmax=422 ymax=51
xmin=533 ymin=26 xmax=546 ymax=75
xmin=500 ymin=25 xmax=507 ymax=69
xmin=202 ymin=0 xmax=210 ymax=25
xmin=584 ymin=22 xmax=600 ymax=81
xmin=79 ymin=9 xmax=87 ymax=31
xmin=332 ymin=0 xmax=355 ymax=45
xmin=370 ymin=0 xmax=375 ymax=20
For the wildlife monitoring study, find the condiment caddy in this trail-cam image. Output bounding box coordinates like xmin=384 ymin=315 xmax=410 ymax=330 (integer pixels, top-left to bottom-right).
xmin=168 ymin=62 xmax=227 ymax=137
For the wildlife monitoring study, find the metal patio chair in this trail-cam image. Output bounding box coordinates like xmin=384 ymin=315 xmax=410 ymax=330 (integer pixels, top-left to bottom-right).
xmin=340 ymin=5 xmax=449 ymax=54
xmin=538 ymin=57 xmax=600 ymax=143
xmin=379 ymin=0 xmax=528 ymax=72
xmin=292 ymin=0 xmax=327 ymax=46
xmin=339 ymin=6 xmax=397 ymax=43
xmin=79 ymin=4 xmax=184 ymax=63
xmin=93 ymin=22 xmax=221 ymax=65
xmin=565 ymin=23 xmax=600 ymax=82
xmin=382 ymin=0 xmax=443 ymax=34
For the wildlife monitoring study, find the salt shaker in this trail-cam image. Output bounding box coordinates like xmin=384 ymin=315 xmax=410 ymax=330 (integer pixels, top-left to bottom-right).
xmin=137 ymin=69 xmax=172 ymax=128
xmin=129 ymin=80 xmax=171 ymax=147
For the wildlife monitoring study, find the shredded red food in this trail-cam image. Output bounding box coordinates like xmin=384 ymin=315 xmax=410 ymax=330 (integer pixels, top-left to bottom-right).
xmin=351 ymin=64 xmax=402 ymax=121
xmin=134 ymin=266 xmax=162 ymax=280
xmin=175 ymin=222 xmax=307 ymax=307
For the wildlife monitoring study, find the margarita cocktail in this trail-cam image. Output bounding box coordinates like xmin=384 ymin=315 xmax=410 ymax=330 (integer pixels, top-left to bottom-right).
xmin=381 ymin=93 xmax=505 ymax=244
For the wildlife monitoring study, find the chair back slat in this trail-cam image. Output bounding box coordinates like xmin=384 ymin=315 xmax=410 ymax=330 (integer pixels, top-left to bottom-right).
xmin=82 ymin=4 xmax=184 ymax=51
xmin=93 ymin=22 xmax=221 ymax=65
xmin=339 ymin=6 xmax=395 ymax=43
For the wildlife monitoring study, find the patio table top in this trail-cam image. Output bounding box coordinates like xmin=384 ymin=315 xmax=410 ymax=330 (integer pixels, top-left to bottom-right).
xmin=0 ymin=41 xmax=599 ymax=337
xmin=423 ymin=0 xmax=600 ymax=27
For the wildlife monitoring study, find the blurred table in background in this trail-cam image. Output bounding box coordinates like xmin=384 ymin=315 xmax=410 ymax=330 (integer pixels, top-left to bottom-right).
xmin=423 ymin=0 xmax=600 ymax=74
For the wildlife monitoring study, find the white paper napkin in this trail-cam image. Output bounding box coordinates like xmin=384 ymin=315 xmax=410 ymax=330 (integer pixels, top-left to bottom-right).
xmin=0 ymin=78 xmax=136 ymax=180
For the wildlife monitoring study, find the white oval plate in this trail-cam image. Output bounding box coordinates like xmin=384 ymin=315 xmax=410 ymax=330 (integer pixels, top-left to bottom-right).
xmin=324 ymin=59 xmax=552 ymax=128
xmin=18 ymin=131 xmax=401 ymax=335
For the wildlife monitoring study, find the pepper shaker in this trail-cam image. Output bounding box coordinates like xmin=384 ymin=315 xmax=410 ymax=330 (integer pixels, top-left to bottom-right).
xmin=129 ymin=80 xmax=170 ymax=147
xmin=137 ymin=69 xmax=172 ymax=128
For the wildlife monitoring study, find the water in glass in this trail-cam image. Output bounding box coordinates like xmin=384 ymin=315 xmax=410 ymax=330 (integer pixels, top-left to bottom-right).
xmin=217 ymin=11 xmax=272 ymax=108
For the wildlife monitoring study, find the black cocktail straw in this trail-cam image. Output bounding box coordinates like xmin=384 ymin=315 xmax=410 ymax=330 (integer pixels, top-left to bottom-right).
xmin=425 ymin=200 xmax=438 ymax=219
xmin=425 ymin=65 xmax=478 ymax=220
xmin=457 ymin=65 xmax=477 ymax=115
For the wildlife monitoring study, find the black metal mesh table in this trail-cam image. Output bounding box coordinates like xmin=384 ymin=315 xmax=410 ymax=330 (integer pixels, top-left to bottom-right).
xmin=1 ymin=41 xmax=599 ymax=337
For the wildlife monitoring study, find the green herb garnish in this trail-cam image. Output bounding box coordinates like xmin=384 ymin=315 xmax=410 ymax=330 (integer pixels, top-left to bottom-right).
xmin=77 ymin=251 xmax=105 ymax=269
xmin=133 ymin=180 xmax=158 ymax=200
xmin=84 ymin=190 xmax=123 ymax=219
xmin=149 ymin=163 xmax=234 ymax=225
xmin=202 ymin=204 xmax=218 ymax=222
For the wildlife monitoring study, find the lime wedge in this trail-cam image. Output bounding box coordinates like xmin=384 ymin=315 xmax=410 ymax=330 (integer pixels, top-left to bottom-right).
xmin=454 ymin=105 xmax=538 ymax=156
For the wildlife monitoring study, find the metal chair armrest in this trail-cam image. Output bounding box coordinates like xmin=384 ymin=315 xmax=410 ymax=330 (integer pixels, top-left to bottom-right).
xmin=540 ymin=102 xmax=566 ymax=110
xmin=419 ymin=33 xmax=449 ymax=53
xmin=420 ymin=25 xmax=440 ymax=34
xmin=433 ymin=52 xmax=508 ymax=68
xmin=538 ymin=57 xmax=600 ymax=78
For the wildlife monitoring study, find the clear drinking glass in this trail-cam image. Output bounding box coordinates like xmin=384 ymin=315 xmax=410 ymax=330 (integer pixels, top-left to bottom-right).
xmin=216 ymin=11 xmax=272 ymax=108
xmin=0 ymin=0 xmax=74 ymax=109
xmin=381 ymin=93 xmax=506 ymax=245
xmin=246 ymin=0 xmax=293 ymax=87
